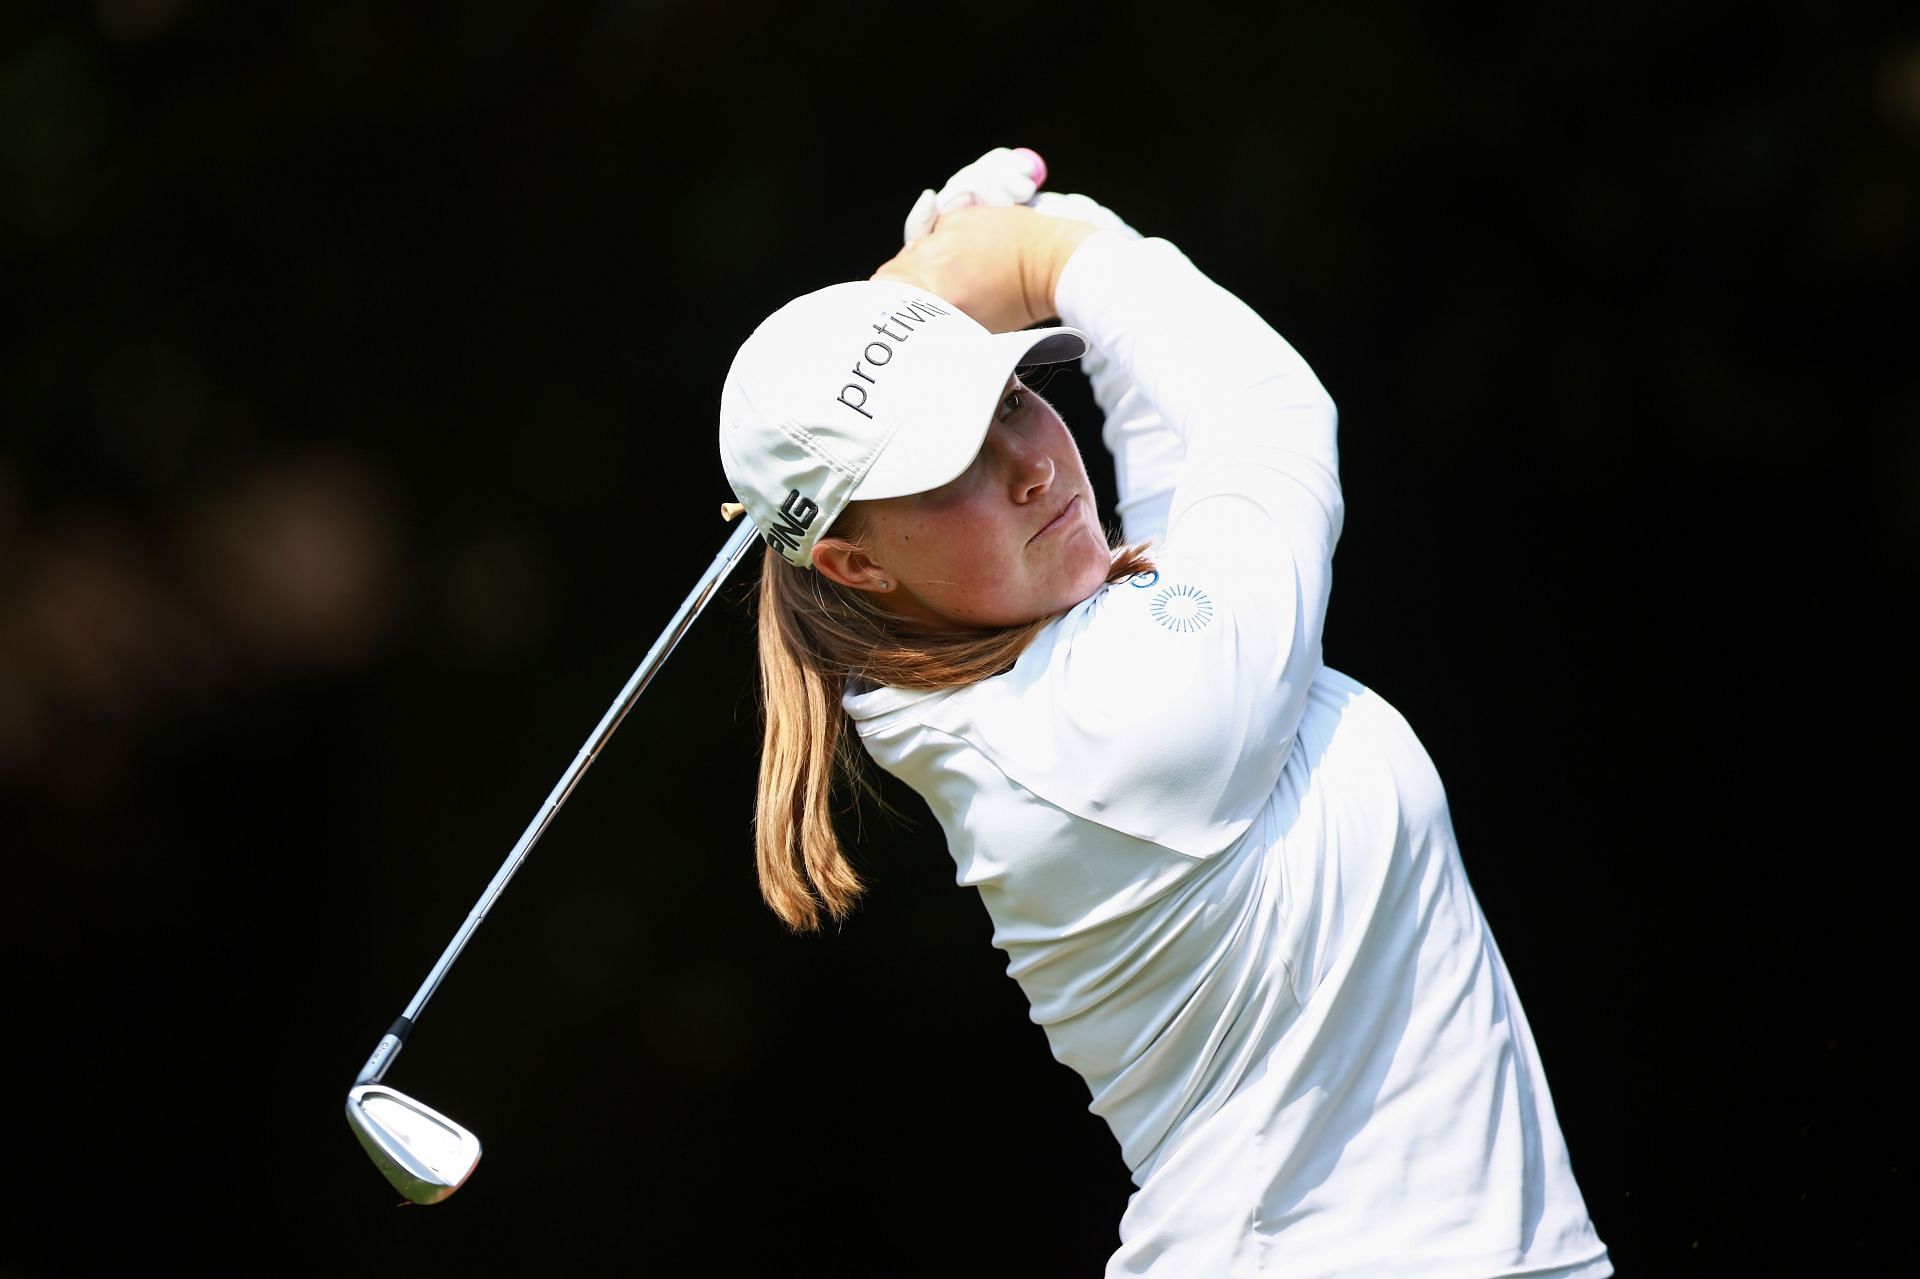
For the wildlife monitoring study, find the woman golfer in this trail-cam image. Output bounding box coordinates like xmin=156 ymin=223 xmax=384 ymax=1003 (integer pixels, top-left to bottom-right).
xmin=717 ymin=150 xmax=1611 ymax=1278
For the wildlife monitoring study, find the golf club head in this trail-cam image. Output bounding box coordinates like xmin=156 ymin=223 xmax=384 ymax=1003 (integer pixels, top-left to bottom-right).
xmin=346 ymin=1082 xmax=481 ymax=1204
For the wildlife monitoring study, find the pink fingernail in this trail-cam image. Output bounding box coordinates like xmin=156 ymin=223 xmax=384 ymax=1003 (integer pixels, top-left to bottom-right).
xmin=1012 ymin=147 xmax=1047 ymax=188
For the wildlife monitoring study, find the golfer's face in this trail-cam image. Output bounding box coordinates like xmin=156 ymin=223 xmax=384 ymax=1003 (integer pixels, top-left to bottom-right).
xmin=854 ymin=376 xmax=1111 ymax=630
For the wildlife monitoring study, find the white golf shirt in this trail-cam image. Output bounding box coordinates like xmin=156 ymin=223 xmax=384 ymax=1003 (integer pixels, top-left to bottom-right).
xmin=844 ymin=230 xmax=1611 ymax=1278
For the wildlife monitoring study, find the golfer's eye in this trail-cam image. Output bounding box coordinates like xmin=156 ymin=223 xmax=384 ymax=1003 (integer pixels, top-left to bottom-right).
xmin=1000 ymin=389 xmax=1025 ymax=418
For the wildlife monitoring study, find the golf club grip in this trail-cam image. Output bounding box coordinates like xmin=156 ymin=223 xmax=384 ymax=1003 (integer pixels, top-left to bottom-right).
xmin=355 ymin=519 xmax=761 ymax=1085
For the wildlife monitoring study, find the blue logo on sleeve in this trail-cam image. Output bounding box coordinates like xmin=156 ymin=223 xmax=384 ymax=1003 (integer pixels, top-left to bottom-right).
xmin=1149 ymin=583 xmax=1214 ymax=633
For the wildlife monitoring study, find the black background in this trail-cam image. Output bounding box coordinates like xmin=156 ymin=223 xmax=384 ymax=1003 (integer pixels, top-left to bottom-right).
xmin=2 ymin=1 xmax=1911 ymax=1274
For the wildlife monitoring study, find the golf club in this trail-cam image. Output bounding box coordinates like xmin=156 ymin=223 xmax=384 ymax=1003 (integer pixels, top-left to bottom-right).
xmin=346 ymin=513 xmax=762 ymax=1204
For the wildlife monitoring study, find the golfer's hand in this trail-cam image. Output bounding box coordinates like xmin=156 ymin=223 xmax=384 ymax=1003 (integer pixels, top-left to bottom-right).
xmin=873 ymin=205 xmax=1095 ymax=333
xmin=902 ymin=146 xmax=1045 ymax=245
xmin=902 ymin=146 xmax=1144 ymax=246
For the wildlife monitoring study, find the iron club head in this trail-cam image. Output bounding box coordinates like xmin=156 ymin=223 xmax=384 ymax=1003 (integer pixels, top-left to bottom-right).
xmin=346 ymin=1083 xmax=482 ymax=1204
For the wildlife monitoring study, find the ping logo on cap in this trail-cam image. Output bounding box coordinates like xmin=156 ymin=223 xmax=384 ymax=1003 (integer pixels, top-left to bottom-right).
xmin=762 ymin=488 xmax=820 ymax=555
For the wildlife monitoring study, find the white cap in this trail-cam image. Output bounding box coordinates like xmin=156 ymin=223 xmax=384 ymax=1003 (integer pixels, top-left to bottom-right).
xmin=718 ymin=278 xmax=1087 ymax=567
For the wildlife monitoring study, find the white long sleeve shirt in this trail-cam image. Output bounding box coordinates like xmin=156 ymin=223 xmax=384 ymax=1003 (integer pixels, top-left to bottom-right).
xmin=844 ymin=229 xmax=1611 ymax=1278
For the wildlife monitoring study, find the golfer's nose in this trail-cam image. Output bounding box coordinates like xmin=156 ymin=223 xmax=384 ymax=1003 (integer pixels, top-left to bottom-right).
xmin=998 ymin=427 xmax=1055 ymax=503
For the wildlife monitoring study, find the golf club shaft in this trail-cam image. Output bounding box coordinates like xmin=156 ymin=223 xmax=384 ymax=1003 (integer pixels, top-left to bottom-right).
xmin=356 ymin=517 xmax=762 ymax=1085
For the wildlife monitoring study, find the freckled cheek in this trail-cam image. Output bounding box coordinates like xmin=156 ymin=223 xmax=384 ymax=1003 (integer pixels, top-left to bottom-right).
xmin=930 ymin=506 xmax=1017 ymax=551
xmin=877 ymin=513 xmax=999 ymax=587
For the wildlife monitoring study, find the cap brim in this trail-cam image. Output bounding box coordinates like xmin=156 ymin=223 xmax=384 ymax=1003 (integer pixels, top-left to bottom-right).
xmin=851 ymin=325 xmax=1089 ymax=503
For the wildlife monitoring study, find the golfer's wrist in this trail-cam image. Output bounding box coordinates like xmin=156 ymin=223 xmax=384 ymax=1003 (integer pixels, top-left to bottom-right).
xmin=1024 ymin=217 xmax=1097 ymax=323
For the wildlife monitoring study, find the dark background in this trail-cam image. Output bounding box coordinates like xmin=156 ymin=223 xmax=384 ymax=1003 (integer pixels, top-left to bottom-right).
xmin=3 ymin=1 xmax=1911 ymax=1274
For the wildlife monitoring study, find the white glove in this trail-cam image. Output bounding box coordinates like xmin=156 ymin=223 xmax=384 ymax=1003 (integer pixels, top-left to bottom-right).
xmin=902 ymin=146 xmax=1045 ymax=244
xmin=901 ymin=149 xmax=1150 ymax=452
xmin=902 ymin=146 xmax=1143 ymax=246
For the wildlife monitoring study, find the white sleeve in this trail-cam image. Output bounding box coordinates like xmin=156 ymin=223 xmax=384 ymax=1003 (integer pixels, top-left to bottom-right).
xmin=972 ymin=229 xmax=1339 ymax=856
xmin=1017 ymin=194 xmax=1182 ymax=545
xmin=1084 ymin=339 xmax=1182 ymax=546
xmin=1056 ymin=229 xmax=1340 ymax=588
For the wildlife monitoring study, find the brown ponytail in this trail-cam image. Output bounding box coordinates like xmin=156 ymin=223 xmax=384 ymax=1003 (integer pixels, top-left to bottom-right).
xmin=751 ymin=528 xmax=1153 ymax=931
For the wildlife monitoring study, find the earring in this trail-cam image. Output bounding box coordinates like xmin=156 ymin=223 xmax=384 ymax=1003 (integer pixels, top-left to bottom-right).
xmin=877 ymin=579 xmax=891 ymax=590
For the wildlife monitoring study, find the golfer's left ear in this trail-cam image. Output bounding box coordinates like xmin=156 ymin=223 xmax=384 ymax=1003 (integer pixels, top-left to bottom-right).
xmin=812 ymin=538 xmax=892 ymax=593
